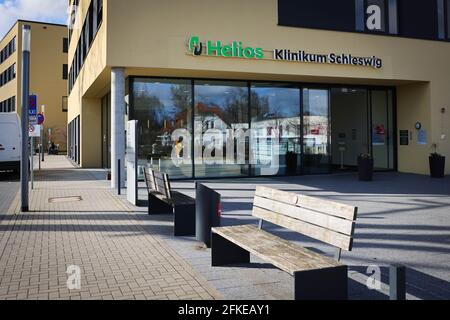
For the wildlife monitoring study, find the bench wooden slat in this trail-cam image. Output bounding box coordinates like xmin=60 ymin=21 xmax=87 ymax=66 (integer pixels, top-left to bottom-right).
xmin=256 ymin=186 xmax=357 ymax=221
xmin=151 ymin=171 xmax=171 ymax=199
xmin=144 ymin=168 xmax=157 ymax=191
xmin=212 ymin=225 xmax=343 ymax=275
xmin=253 ymin=207 xmax=354 ymax=251
xmin=253 ymin=196 xmax=355 ymax=236
xmin=154 ymin=180 xmax=166 ymax=192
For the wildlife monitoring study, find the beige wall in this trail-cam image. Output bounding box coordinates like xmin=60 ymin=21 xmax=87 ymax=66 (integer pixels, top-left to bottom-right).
xmin=68 ymin=0 xmax=450 ymax=174
xmin=81 ymin=98 xmax=102 ymax=167
xmin=0 ymin=21 xmax=68 ymax=151
xmin=67 ymin=0 xmax=107 ymax=167
xmin=0 ymin=24 xmax=18 ymax=107
xmin=397 ymin=83 xmax=431 ymax=174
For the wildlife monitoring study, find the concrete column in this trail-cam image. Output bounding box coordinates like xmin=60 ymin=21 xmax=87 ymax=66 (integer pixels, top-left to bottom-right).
xmin=111 ymin=68 xmax=125 ymax=189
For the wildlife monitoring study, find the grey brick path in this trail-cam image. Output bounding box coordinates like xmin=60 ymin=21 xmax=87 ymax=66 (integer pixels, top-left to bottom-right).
xmin=1 ymin=155 xmax=449 ymax=300
xmin=0 ymin=156 xmax=221 ymax=300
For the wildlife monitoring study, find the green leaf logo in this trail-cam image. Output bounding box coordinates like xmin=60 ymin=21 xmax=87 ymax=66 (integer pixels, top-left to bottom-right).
xmin=189 ymin=36 xmax=203 ymax=56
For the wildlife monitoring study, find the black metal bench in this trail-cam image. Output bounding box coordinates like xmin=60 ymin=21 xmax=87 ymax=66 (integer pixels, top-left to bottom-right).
xmin=211 ymin=186 xmax=358 ymax=300
xmin=143 ymin=167 xmax=195 ymax=237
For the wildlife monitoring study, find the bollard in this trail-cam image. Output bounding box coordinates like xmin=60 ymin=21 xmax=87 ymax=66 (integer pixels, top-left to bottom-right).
xmin=118 ymin=159 xmax=121 ymax=195
xmin=390 ymin=265 xmax=406 ymax=300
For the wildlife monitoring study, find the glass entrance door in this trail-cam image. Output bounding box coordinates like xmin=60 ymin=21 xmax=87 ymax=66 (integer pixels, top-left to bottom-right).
xmin=371 ymin=89 xmax=395 ymax=170
xmin=303 ymin=88 xmax=331 ymax=174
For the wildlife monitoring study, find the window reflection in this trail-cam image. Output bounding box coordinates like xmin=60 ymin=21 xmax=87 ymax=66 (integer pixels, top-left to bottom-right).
xmin=194 ymin=81 xmax=249 ymax=178
xmin=303 ymin=89 xmax=330 ymax=174
xmin=251 ymin=84 xmax=301 ymax=176
xmin=132 ymin=78 xmax=193 ymax=179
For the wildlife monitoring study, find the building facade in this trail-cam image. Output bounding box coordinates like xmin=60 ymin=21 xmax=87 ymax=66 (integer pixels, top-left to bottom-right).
xmin=0 ymin=20 xmax=68 ymax=151
xmin=68 ymin=0 xmax=450 ymax=186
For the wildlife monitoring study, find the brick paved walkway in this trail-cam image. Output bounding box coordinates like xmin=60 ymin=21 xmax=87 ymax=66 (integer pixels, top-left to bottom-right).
xmin=0 ymin=156 xmax=221 ymax=300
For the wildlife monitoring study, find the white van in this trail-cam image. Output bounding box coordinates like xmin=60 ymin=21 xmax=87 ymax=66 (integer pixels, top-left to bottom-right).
xmin=0 ymin=113 xmax=21 ymax=172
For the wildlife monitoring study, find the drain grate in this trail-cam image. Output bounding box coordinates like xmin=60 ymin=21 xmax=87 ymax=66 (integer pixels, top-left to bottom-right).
xmin=48 ymin=196 xmax=83 ymax=204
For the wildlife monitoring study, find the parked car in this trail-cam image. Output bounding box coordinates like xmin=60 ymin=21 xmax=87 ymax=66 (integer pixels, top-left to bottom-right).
xmin=0 ymin=113 xmax=21 ymax=172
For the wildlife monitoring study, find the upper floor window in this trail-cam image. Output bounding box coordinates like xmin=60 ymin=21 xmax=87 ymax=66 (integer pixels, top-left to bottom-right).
xmin=0 ymin=63 xmax=16 ymax=87
xmin=279 ymin=0 xmax=450 ymax=42
xmin=68 ymin=0 xmax=104 ymax=95
xmin=63 ymin=38 xmax=69 ymax=53
xmin=0 ymin=37 xmax=16 ymax=65
xmin=63 ymin=64 xmax=68 ymax=80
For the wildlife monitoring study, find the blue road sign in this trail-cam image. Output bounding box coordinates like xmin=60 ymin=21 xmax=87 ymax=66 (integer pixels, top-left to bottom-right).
xmin=37 ymin=113 xmax=45 ymax=125
xmin=29 ymin=95 xmax=37 ymax=116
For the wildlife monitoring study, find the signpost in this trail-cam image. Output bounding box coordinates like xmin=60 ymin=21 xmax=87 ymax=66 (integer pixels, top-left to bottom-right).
xmin=28 ymin=95 xmax=38 ymax=189
xmin=41 ymin=105 xmax=45 ymax=162
xmin=37 ymin=111 xmax=45 ymax=168
xmin=29 ymin=120 xmax=40 ymax=189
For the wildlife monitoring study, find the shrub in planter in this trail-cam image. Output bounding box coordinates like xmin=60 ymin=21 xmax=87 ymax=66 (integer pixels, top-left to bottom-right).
xmin=358 ymin=153 xmax=374 ymax=181
xmin=429 ymin=153 xmax=445 ymax=178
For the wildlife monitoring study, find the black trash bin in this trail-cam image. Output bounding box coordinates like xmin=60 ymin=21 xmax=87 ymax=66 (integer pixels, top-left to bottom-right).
xmin=196 ymin=183 xmax=221 ymax=248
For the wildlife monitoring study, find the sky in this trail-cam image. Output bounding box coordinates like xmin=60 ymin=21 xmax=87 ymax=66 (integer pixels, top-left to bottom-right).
xmin=0 ymin=0 xmax=67 ymax=39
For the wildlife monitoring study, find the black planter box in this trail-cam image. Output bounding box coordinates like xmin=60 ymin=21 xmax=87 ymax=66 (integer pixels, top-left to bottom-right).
xmin=358 ymin=157 xmax=374 ymax=181
xmin=286 ymin=153 xmax=298 ymax=175
xmin=429 ymin=155 xmax=446 ymax=178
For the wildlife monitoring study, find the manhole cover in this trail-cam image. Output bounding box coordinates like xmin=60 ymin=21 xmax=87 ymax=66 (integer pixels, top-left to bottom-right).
xmin=48 ymin=196 xmax=83 ymax=204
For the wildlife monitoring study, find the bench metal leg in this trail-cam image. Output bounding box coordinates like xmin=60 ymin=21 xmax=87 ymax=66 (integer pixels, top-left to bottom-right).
xmin=390 ymin=265 xmax=406 ymax=300
xmin=174 ymin=204 xmax=196 ymax=237
xmin=148 ymin=193 xmax=173 ymax=215
xmin=294 ymin=266 xmax=348 ymax=300
xmin=211 ymin=233 xmax=250 ymax=267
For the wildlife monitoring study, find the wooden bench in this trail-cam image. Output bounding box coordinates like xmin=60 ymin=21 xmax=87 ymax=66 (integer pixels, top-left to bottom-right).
xmin=143 ymin=167 xmax=195 ymax=237
xmin=211 ymin=186 xmax=358 ymax=300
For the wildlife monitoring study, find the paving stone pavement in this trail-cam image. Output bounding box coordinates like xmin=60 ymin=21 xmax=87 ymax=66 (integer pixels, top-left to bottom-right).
xmin=1 ymin=155 xmax=449 ymax=300
xmin=0 ymin=156 xmax=221 ymax=300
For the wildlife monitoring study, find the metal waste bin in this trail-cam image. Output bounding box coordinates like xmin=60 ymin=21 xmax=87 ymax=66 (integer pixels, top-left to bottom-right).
xmin=196 ymin=183 xmax=221 ymax=248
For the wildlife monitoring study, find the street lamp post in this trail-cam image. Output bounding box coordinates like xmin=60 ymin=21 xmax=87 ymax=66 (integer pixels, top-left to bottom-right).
xmin=20 ymin=25 xmax=31 ymax=212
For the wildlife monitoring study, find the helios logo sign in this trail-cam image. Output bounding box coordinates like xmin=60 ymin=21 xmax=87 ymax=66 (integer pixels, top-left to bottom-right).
xmin=187 ymin=36 xmax=383 ymax=69
xmin=188 ymin=36 xmax=264 ymax=59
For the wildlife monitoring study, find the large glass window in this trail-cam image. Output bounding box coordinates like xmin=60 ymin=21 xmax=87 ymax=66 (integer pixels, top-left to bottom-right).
xmin=129 ymin=77 xmax=396 ymax=179
xmin=251 ymin=83 xmax=301 ymax=176
xmin=194 ymin=81 xmax=249 ymax=178
xmin=303 ymin=89 xmax=331 ymax=174
xmin=132 ymin=79 xmax=193 ymax=179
